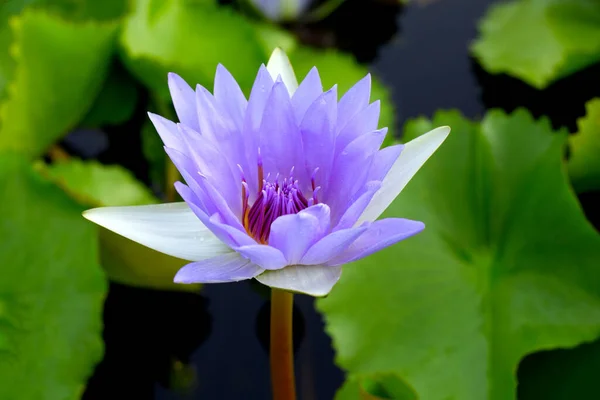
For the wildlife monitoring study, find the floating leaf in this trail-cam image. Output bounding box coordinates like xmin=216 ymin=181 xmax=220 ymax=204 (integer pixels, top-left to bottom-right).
xmin=290 ymin=46 xmax=396 ymax=141
xmin=337 ymin=373 xmax=418 ymax=400
xmin=471 ymin=0 xmax=600 ymax=89
xmin=0 ymin=10 xmax=118 ymax=157
xmin=120 ymin=0 xmax=266 ymax=98
xmin=568 ymin=98 xmax=600 ymax=193
xmin=40 ymin=158 xmax=197 ymax=293
xmin=318 ymin=109 xmax=600 ymax=400
xmin=0 ymin=153 xmax=105 ymax=399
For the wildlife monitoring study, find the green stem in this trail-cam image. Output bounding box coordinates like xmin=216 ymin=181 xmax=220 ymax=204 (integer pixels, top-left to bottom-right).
xmin=304 ymin=0 xmax=347 ymax=22
xmin=270 ymin=288 xmax=296 ymax=400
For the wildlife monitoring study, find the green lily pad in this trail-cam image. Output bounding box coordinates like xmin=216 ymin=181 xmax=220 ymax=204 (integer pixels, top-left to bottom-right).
xmin=40 ymin=158 xmax=197 ymax=293
xmin=289 ymin=46 xmax=396 ymax=142
xmin=568 ymin=98 xmax=600 ymax=193
xmin=0 ymin=9 xmax=118 ymax=157
xmin=120 ymin=0 xmax=267 ymax=98
xmin=337 ymin=373 xmax=418 ymax=400
xmin=471 ymin=0 xmax=600 ymax=89
xmin=318 ymin=109 xmax=600 ymax=400
xmin=0 ymin=153 xmax=106 ymax=399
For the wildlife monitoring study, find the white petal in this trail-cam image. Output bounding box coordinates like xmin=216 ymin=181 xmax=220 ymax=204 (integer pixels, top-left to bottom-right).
xmin=356 ymin=126 xmax=451 ymax=224
xmin=267 ymin=48 xmax=299 ymax=96
xmin=255 ymin=265 xmax=342 ymax=297
xmin=83 ymin=202 xmax=232 ymax=262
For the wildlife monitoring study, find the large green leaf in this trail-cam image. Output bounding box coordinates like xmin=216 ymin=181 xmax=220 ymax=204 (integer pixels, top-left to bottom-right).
xmin=0 ymin=153 xmax=106 ymax=399
xmin=120 ymin=0 xmax=267 ymax=98
xmin=568 ymin=98 xmax=600 ymax=193
xmin=0 ymin=10 xmax=118 ymax=157
xmin=471 ymin=0 xmax=600 ymax=89
xmin=39 ymin=158 xmax=197 ymax=293
xmin=318 ymin=109 xmax=600 ymax=400
xmin=289 ymin=47 xmax=396 ymax=142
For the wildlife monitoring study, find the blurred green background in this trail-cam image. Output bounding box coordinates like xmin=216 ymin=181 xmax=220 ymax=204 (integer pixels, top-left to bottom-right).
xmin=0 ymin=0 xmax=599 ymax=399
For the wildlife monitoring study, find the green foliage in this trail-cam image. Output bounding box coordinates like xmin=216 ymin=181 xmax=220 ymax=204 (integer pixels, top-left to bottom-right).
xmin=289 ymin=46 xmax=396 ymax=142
xmin=39 ymin=158 xmax=157 ymax=207
xmin=0 ymin=9 xmax=118 ymax=157
xmin=568 ymin=98 xmax=600 ymax=193
xmin=471 ymin=0 xmax=600 ymax=89
xmin=39 ymin=158 xmax=197 ymax=292
xmin=0 ymin=153 xmax=106 ymax=399
xmin=337 ymin=373 xmax=418 ymax=400
xmin=120 ymin=0 xmax=267 ymax=98
xmin=318 ymin=109 xmax=600 ymax=400
xmin=81 ymin=63 xmax=139 ymax=127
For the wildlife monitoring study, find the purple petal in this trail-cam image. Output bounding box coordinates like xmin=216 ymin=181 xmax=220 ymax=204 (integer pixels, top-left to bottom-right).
xmin=324 ymin=128 xmax=387 ymax=215
xmin=174 ymin=252 xmax=264 ymax=283
xmin=336 ymin=74 xmax=371 ymax=133
xmin=333 ymin=181 xmax=381 ymax=230
xmin=235 ymin=244 xmax=288 ymax=270
xmin=326 ymin=218 xmax=425 ymax=266
xmin=168 ymin=73 xmax=198 ymax=131
xmin=175 ymin=181 xmax=245 ymax=249
xmin=177 ymin=124 xmax=241 ymax=217
xmin=195 ymin=85 xmax=245 ymax=172
xmin=269 ymin=204 xmax=331 ymax=264
xmin=255 ymin=265 xmax=342 ymax=297
xmin=258 ymin=80 xmax=307 ymax=182
xmin=243 ymin=65 xmax=275 ymax=193
xmin=300 ymin=226 xmax=367 ymax=265
xmin=292 ymin=67 xmax=323 ymax=123
xmin=300 ymin=87 xmax=337 ymax=189
xmin=148 ymin=112 xmax=185 ymax=154
xmin=335 ymin=100 xmax=380 ymax=156
xmin=167 ymin=148 xmax=243 ymax=229
xmin=368 ymin=144 xmax=404 ymax=182
xmin=214 ymin=64 xmax=247 ymax=132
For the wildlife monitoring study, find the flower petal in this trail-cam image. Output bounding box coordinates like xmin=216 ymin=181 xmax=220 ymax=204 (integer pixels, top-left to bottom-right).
xmin=325 ymin=128 xmax=387 ymax=219
xmin=255 ymin=265 xmax=342 ymax=297
xmin=333 ymin=181 xmax=382 ymax=230
xmin=174 ymin=252 xmax=263 ymax=283
xmin=367 ymin=144 xmax=404 ymax=182
xmin=267 ymin=48 xmax=298 ymax=96
xmin=327 ymin=218 xmax=425 ymax=266
xmin=300 ymin=226 xmax=367 ymax=265
xmin=335 ymin=100 xmax=380 ymax=156
xmin=243 ymin=65 xmax=275 ymax=193
xmin=214 ymin=64 xmax=247 ymax=132
xmin=269 ymin=204 xmax=331 ymax=264
xmin=336 ymin=74 xmax=371 ymax=133
xmin=259 ymin=80 xmax=306 ymax=181
xmin=166 ymin=147 xmax=241 ymax=228
xmin=177 ymin=124 xmax=241 ymax=217
xmin=175 ymin=182 xmax=251 ymax=249
xmin=168 ymin=73 xmax=199 ymax=131
xmin=235 ymin=244 xmax=288 ymax=270
xmin=300 ymin=87 xmax=337 ymax=187
xmin=82 ymin=202 xmax=231 ymax=262
xmin=356 ymin=126 xmax=451 ymax=224
xmin=292 ymin=67 xmax=323 ymax=122
xmin=148 ymin=112 xmax=185 ymax=153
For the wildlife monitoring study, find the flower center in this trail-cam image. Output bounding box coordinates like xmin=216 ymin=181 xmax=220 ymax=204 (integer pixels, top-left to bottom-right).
xmin=240 ymin=160 xmax=320 ymax=244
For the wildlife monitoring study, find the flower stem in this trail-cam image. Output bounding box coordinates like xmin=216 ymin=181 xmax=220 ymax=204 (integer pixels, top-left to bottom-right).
xmin=270 ymin=288 xmax=296 ymax=400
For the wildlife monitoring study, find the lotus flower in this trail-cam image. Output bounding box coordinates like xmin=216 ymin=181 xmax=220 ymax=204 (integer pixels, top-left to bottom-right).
xmin=83 ymin=49 xmax=449 ymax=296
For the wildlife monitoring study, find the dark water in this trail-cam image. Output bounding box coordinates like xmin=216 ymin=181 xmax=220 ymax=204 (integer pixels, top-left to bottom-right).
xmin=81 ymin=0 xmax=600 ymax=399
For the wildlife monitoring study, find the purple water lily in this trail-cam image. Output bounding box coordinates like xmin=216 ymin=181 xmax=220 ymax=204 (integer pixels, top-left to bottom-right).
xmin=84 ymin=49 xmax=449 ymax=296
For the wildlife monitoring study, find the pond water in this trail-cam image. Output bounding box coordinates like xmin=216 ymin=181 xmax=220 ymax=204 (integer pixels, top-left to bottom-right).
xmin=81 ymin=0 xmax=600 ymax=398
